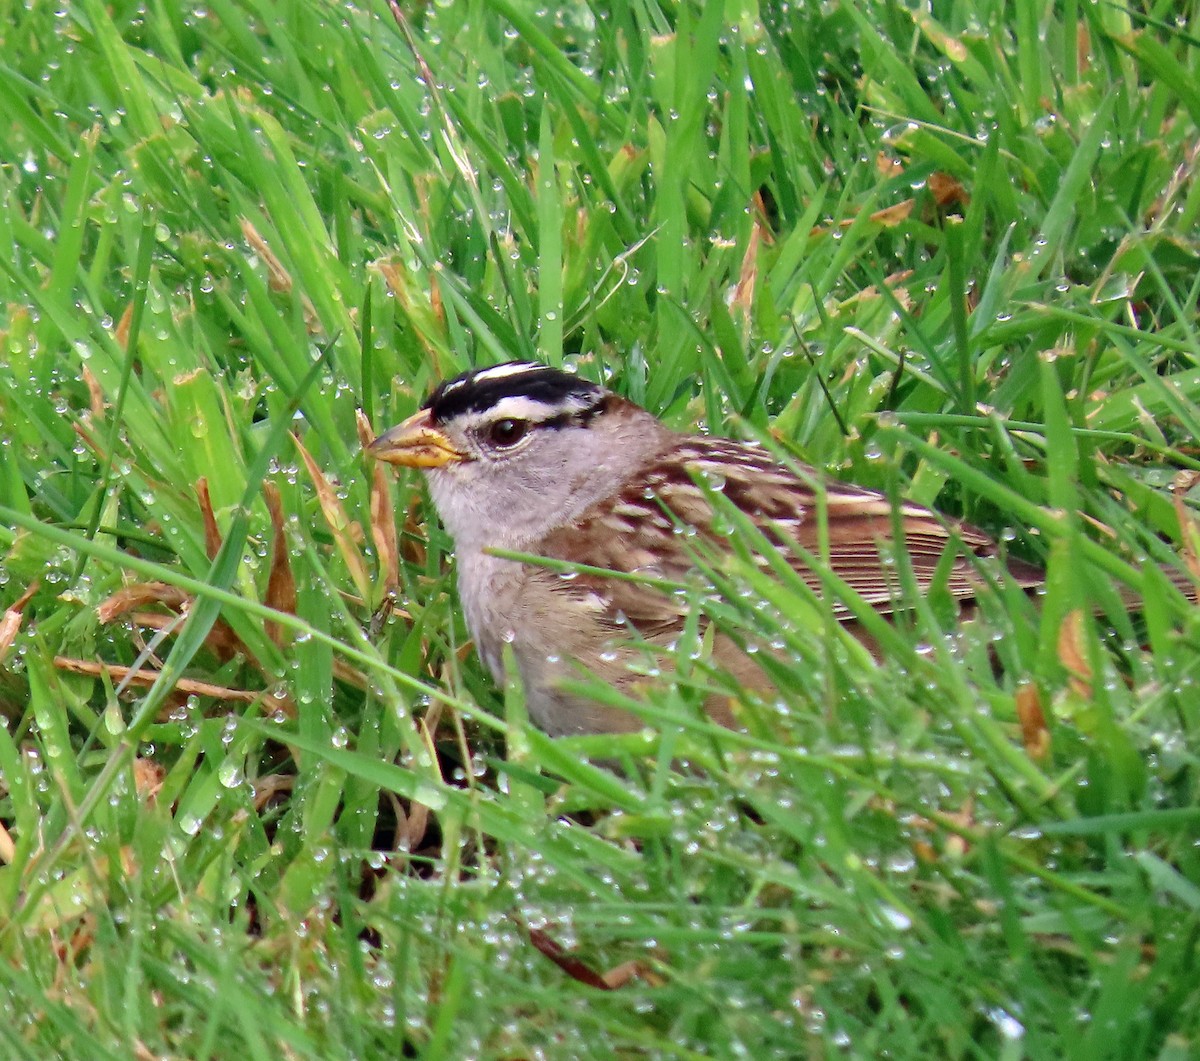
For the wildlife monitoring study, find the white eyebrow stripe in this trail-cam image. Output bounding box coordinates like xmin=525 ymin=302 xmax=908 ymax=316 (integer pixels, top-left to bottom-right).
xmin=467 ymin=393 xmax=593 ymax=422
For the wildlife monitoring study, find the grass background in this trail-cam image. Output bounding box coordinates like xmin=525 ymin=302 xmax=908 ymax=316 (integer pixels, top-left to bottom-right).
xmin=2 ymin=0 xmax=1200 ymax=1056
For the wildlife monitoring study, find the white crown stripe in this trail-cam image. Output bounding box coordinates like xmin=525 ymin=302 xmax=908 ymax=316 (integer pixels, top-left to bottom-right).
xmin=469 ymin=361 xmax=549 ymax=384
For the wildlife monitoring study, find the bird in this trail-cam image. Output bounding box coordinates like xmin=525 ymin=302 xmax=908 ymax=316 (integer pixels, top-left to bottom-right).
xmin=368 ymin=360 xmax=1045 ymax=735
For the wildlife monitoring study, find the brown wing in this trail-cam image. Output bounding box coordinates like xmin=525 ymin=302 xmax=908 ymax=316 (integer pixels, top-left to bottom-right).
xmin=538 ymin=489 xmax=697 ymax=640
xmin=538 ymin=435 xmax=1041 ymax=634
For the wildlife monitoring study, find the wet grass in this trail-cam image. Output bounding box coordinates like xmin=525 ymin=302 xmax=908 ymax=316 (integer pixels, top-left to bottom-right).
xmin=1 ymin=1 xmax=1199 ymax=1057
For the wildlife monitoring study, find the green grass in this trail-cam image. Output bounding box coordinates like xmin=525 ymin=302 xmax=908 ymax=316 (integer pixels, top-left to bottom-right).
xmin=1 ymin=0 xmax=1199 ymax=1056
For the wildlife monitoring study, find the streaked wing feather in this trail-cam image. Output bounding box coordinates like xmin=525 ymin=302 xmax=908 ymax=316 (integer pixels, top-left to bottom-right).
xmin=539 ymin=516 xmax=693 ymax=639
xmin=538 ymin=435 xmax=1036 ymax=634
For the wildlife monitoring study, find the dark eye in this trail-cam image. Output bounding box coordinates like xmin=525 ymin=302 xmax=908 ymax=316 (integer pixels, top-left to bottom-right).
xmin=486 ymin=418 xmax=529 ymax=448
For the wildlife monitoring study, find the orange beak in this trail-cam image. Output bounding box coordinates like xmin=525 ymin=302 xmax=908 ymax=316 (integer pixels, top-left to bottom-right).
xmin=367 ymin=410 xmax=466 ymax=469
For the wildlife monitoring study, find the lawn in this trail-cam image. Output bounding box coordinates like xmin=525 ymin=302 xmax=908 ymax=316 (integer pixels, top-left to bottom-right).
xmin=1 ymin=0 xmax=1199 ymax=1057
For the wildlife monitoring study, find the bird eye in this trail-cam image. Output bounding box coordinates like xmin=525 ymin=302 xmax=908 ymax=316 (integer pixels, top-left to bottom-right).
xmin=486 ymin=418 xmax=529 ymax=449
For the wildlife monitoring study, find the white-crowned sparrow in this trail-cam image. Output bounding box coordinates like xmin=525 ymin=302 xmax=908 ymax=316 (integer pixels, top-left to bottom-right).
xmin=369 ymin=361 xmax=1042 ymax=734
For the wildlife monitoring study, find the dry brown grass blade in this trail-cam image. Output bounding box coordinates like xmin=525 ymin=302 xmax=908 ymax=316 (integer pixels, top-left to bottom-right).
xmin=1056 ymin=609 xmax=1093 ymax=700
xmin=96 ymin=582 xmax=191 ymax=623
xmin=240 ymin=217 xmax=293 ymax=294
xmin=292 ymin=431 xmax=372 ymax=601
xmin=241 ymin=216 xmax=321 ymax=332
xmin=97 ymin=578 xmax=367 ymax=693
xmin=97 ymin=576 xmax=250 ymax=663
xmin=404 ymin=795 xmax=431 ymax=854
xmin=372 ymin=259 xmax=448 ymax=367
xmin=400 ymin=698 xmax=447 ymax=853
xmin=929 ymin=171 xmax=969 ymax=208
xmin=0 ymin=580 xmax=39 ymax=665
xmin=903 ymin=798 xmax=975 ymax=863
xmin=253 ymin=773 xmax=295 ymax=812
xmin=1015 ymin=682 xmax=1051 ymax=760
xmin=53 ymin=656 xmax=264 ymax=703
xmin=374 ymin=260 xmax=410 ymax=311
xmin=195 ymin=477 xmax=223 ymax=561
xmin=731 ymin=220 xmax=761 ymax=321
xmin=1172 ymin=471 xmax=1200 ymax=582
xmin=401 ymin=496 xmax=428 ymax=567
xmin=750 ymin=189 xmax=777 ymax=242
xmin=429 ymin=268 xmax=445 ymax=327
xmin=123 ymin=611 xmax=249 ymax=663
xmin=383 ymin=785 xmax=430 ymax=854
xmin=114 ymin=301 xmax=134 ymax=348
xmin=81 ymin=363 xmax=106 ymax=420
xmin=524 ymin=924 xmax=614 ymax=990
xmin=133 ymin=758 xmax=165 ymax=803
xmin=386 ymin=0 xmax=480 ymax=216
xmin=0 ymin=820 xmax=15 ymax=865
xmin=875 ymin=151 xmax=904 ymax=178
xmin=601 ymin=961 xmax=660 ymax=989
xmin=330 ymin=657 xmax=370 ymax=689
xmin=811 ymin=198 xmax=914 ymax=237
xmin=839 ymin=269 xmax=915 ymax=311
xmin=72 ymin=421 xmax=106 ymax=461
xmin=359 ymin=409 xmax=401 ymax=597
xmin=519 ymin=921 xmax=660 ymax=990
xmin=868 ymin=199 xmax=915 ymax=227
xmin=263 ymin=481 xmax=298 ymax=646
xmin=384 ymin=791 xmax=412 ymax=852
